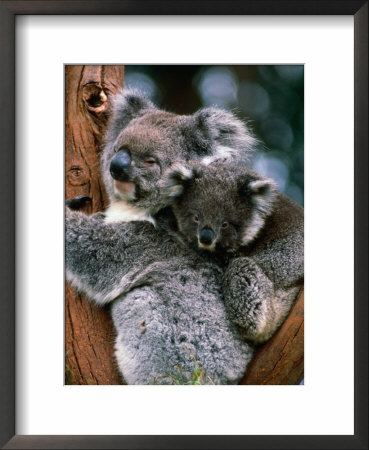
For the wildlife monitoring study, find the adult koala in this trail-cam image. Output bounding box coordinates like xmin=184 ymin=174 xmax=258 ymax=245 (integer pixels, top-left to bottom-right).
xmin=66 ymin=89 xmax=256 ymax=384
xmin=100 ymin=89 xmax=256 ymax=221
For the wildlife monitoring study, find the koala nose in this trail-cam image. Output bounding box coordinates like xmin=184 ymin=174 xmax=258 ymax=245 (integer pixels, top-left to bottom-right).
xmin=110 ymin=149 xmax=131 ymax=181
xmin=199 ymin=228 xmax=215 ymax=245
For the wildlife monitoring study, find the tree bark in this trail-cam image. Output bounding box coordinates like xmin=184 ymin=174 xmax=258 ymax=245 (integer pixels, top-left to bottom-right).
xmin=65 ymin=66 xmax=303 ymax=385
xmin=65 ymin=65 xmax=125 ymax=384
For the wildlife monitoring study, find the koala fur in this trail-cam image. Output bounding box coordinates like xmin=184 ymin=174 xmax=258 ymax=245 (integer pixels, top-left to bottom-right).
xmin=65 ymin=89 xmax=257 ymax=384
xmin=162 ymin=163 xmax=304 ymax=344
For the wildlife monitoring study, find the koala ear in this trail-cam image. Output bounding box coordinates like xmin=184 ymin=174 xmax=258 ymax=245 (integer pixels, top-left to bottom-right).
xmin=160 ymin=164 xmax=197 ymax=202
xmin=249 ymin=178 xmax=277 ymax=215
xmin=188 ymin=108 xmax=257 ymax=164
xmin=239 ymin=177 xmax=277 ymax=246
xmin=104 ymin=88 xmax=156 ymax=145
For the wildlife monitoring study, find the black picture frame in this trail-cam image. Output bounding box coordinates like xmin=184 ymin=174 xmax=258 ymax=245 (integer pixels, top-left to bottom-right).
xmin=0 ymin=1 xmax=367 ymax=449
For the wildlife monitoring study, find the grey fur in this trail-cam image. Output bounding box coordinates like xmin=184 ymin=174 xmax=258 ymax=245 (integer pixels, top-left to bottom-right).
xmin=66 ymin=89 xmax=258 ymax=384
xmin=65 ymin=210 xmax=253 ymax=384
xmin=162 ymin=163 xmax=304 ymax=344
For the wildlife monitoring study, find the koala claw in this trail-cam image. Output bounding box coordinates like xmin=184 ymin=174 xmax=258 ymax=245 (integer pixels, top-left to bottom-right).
xmin=138 ymin=320 xmax=146 ymax=334
xmin=66 ymin=196 xmax=92 ymax=210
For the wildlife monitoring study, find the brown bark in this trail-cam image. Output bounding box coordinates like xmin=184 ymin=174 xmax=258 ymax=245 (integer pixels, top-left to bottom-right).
xmin=240 ymin=288 xmax=304 ymax=385
xmin=65 ymin=66 xmax=303 ymax=385
xmin=65 ymin=65 xmax=125 ymax=385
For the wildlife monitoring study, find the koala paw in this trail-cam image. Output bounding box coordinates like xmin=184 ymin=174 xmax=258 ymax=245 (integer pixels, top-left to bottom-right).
xmin=66 ymin=195 xmax=92 ymax=211
xmin=223 ymin=257 xmax=274 ymax=343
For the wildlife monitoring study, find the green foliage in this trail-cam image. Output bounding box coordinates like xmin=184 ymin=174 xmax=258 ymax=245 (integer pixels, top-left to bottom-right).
xmin=154 ymin=346 xmax=216 ymax=385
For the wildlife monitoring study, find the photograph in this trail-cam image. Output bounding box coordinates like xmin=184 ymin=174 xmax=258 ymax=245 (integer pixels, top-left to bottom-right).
xmin=1 ymin=2 xmax=366 ymax=447
xmin=65 ymin=64 xmax=304 ymax=385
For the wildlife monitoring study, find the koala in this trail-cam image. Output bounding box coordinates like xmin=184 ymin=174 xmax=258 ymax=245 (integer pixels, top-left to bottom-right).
xmin=66 ymin=89 xmax=257 ymax=384
xmin=161 ymin=162 xmax=304 ymax=344
xmin=66 ymin=209 xmax=254 ymax=384
xmin=100 ymin=88 xmax=256 ymax=221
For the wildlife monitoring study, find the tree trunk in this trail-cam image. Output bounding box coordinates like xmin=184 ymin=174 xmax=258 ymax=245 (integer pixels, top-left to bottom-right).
xmin=65 ymin=66 xmax=303 ymax=385
xmin=65 ymin=65 xmax=125 ymax=385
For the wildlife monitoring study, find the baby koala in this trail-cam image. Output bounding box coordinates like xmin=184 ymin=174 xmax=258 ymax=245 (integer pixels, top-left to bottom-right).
xmin=161 ymin=162 xmax=304 ymax=344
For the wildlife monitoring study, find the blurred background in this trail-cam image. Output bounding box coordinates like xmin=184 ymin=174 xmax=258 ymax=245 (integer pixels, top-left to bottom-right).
xmin=124 ymin=65 xmax=304 ymax=206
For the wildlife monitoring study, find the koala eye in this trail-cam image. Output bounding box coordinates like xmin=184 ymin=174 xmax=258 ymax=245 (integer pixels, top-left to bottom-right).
xmin=143 ymin=158 xmax=157 ymax=167
xmin=221 ymin=222 xmax=229 ymax=229
xmin=193 ymin=215 xmax=199 ymax=223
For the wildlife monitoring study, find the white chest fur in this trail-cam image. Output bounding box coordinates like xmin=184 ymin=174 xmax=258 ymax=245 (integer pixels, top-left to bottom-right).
xmin=104 ymin=201 xmax=155 ymax=225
